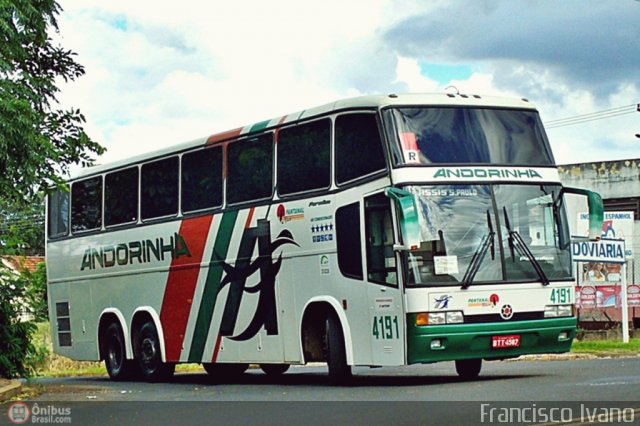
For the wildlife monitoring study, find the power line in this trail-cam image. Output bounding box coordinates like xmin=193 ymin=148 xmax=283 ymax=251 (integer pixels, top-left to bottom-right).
xmin=545 ymin=103 xmax=638 ymax=129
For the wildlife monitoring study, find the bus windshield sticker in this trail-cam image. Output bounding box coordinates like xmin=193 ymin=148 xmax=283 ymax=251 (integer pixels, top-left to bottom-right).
xmin=434 ymin=255 xmax=459 ymax=275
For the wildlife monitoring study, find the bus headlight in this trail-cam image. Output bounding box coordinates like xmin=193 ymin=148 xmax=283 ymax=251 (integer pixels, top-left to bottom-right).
xmin=416 ymin=311 xmax=464 ymax=326
xmin=544 ymin=304 xmax=574 ymax=318
xmin=446 ymin=311 xmax=464 ymax=324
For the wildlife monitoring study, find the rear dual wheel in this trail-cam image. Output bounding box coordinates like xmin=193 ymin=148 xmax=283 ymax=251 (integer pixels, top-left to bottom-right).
xmin=103 ymin=322 xmax=139 ymax=381
xmin=135 ymin=320 xmax=175 ymax=382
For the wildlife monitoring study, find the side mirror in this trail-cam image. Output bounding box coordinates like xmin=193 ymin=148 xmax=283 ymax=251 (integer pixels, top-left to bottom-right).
xmin=385 ymin=187 xmax=421 ymax=250
xmin=561 ymin=187 xmax=604 ymax=240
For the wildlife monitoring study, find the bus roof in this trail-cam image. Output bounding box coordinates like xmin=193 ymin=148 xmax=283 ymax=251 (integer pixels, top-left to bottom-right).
xmin=70 ymin=92 xmax=537 ymax=180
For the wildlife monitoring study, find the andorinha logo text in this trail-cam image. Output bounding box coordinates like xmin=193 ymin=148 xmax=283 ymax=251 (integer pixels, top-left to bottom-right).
xmin=433 ymin=168 xmax=543 ymax=179
xmin=80 ymin=233 xmax=191 ymax=271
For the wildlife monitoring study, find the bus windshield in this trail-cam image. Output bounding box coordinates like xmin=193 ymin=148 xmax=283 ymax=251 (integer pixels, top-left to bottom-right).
xmin=383 ymin=107 xmax=555 ymax=166
xmin=403 ymin=184 xmax=572 ymax=286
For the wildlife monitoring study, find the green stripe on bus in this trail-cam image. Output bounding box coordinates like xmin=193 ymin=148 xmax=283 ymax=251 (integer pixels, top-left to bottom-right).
xmin=249 ymin=120 xmax=271 ymax=133
xmin=188 ymin=210 xmax=239 ymax=362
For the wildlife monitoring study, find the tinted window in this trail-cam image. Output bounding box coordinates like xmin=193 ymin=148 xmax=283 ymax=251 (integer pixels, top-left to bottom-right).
xmin=47 ymin=189 xmax=69 ymax=238
xmin=384 ymin=107 xmax=555 ymax=166
xmin=227 ymin=134 xmax=273 ymax=204
xmin=335 ymin=202 xmax=363 ymax=279
xmin=71 ymin=177 xmax=102 ymax=232
xmin=277 ymin=119 xmax=330 ymax=195
xmin=335 ymin=113 xmax=386 ymax=184
xmin=141 ymin=157 xmax=179 ymax=220
xmin=182 ymin=146 xmax=223 ymax=212
xmin=105 ymin=167 xmax=138 ymax=226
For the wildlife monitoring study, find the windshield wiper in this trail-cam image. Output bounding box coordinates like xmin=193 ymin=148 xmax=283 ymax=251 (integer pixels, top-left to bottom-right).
xmin=502 ymin=206 xmax=550 ymax=286
xmin=461 ymin=211 xmax=495 ymax=289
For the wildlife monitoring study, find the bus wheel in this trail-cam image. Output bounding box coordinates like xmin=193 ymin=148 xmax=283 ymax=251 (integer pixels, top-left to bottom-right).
xmin=455 ymin=359 xmax=482 ymax=380
xmin=260 ymin=364 xmax=290 ymax=376
xmin=203 ymin=363 xmax=249 ymax=381
xmin=103 ymin=322 xmax=138 ymax=380
xmin=135 ymin=321 xmax=175 ymax=382
xmin=324 ymin=312 xmax=352 ymax=385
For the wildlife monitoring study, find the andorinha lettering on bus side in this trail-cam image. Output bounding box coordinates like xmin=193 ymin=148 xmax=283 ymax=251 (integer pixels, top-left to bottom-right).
xmin=80 ymin=233 xmax=191 ymax=270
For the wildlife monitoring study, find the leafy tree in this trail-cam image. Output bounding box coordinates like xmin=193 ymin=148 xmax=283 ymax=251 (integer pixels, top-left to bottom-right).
xmin=1 ymin=0 xmax=104 ymax=378
xmin=0 ymin=0 xmax=105 ymax=204
xmin=0 ymin=195 xmax=45 ymax=255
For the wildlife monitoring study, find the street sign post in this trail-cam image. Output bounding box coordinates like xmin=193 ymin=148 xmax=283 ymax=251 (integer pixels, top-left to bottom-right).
xmin=571 ymin=239 xmax=629 ymax=343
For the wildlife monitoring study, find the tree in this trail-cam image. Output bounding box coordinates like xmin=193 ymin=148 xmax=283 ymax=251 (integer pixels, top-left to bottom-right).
xmin=0 ymin=195 xmax=45 ymax=255
xmin=1 ymin=0 xmax=104 ymax=378
xmin=0 ymin=0 xmax=105 ymax=205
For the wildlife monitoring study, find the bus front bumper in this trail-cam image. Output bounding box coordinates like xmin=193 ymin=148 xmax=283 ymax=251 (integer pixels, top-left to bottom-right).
xmin=406 ymin=315 xmax=577 ymax=364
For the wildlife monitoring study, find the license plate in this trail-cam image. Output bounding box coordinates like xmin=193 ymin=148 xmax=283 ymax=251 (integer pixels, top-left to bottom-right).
xmin=492 ymin=334 xmax=521 ymax=349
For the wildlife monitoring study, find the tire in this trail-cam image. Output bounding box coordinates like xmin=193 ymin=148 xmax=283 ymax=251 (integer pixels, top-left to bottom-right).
xmin=260 ymin=364 xmax=290 ymax=376
xmin=203 ymin=363 xmax=249 ymax=382
xmin=103 ymin=322 xmax=138 ymax=381
xmin=324 ymin=312 xmax=352 ymax=385
xmin=455 ymin=358 xmax=482 ymax=380
xmin=135 ymin=320 xmax=175 ymax=382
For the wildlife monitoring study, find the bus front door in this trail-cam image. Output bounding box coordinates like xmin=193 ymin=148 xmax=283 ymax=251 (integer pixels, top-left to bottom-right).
xmin=364 ymin=193 xmax=405 ymax=366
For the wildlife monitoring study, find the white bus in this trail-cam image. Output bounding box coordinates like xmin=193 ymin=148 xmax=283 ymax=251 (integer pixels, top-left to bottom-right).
xmin=46 ymin=93 xmax=603 ymax=383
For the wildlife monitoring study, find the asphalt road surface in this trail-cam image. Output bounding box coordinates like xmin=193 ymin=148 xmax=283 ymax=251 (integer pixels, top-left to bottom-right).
xmin=3 ymin=357 xmax=640 ymax=425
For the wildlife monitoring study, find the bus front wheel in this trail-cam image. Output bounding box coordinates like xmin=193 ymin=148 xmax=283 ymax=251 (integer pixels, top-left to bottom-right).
xmin=324 ymin=312 xmax=352 ymax=385
xmin=455 ymin=358 xmax=482 ymax=380
xmin=135 ymin=320 xmax=175 ymax=382
xmin=103 ymin=322 xmax=138 ymax=381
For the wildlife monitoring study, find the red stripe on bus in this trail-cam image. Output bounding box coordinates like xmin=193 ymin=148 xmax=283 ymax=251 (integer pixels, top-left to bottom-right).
xmin=160 ymin=214 xmax=214 ymax=362
xmin=212 ymin=335 xmax=223 ymax=362
xmin=206 ymin=127 xmax=243 ymax=145
xmin=244 ymin=207 xmax=255 ymax=229
xmin=273 ymin=115 xmax=288 ymax=144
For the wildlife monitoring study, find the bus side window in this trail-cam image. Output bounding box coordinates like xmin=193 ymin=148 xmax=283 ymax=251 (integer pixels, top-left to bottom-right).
xmin=182 ymin=146 xmax=223 ymax=213
xmin=227 ymin=133 xmax=274 ymax=204
xmin=335 ymin=113 xmax=386 ymax=185
xmin=365 ymin=194 xmax=397 ymax=286
xmin=105 ymin=166 xmax=138 ymax=226
xmin=335 ymin=202 xmax=363 ymax=280
xmin=71 ymin=177 xmax=102 ymax=233
xmin=141 ymin=156 xmax=179 ymax=220
xmin=48 ymin=189 xmax=69 ymax=238
xmin=277 ymin=119 xmax=330 ymax=196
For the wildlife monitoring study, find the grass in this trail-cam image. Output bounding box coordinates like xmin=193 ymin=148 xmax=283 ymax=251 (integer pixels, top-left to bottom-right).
xmin=31 ymin=322 xmax=204 ymax=377
xmin=571 ymin=338 xmax=640 ymax=356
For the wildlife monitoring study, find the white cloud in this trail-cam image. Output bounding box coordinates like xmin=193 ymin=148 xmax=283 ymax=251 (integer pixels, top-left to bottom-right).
xmin=53 ymin=0 xmax=639 ymax=166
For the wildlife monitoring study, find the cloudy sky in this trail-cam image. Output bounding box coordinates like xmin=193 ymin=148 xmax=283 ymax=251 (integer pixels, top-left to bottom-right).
xmin=54 ymin=0 xmax=639 ymax=166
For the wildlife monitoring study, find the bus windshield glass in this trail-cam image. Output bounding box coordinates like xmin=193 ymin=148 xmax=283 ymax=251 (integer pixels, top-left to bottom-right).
xmin=383 ymin=107 xmax=555 ymax=166
xmin=403 ymin=184 xmax=572 ymax=286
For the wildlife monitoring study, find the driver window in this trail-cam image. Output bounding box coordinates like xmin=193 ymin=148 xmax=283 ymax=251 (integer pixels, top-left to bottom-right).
xmin=365 ymin=194 xmax=397 ymax=286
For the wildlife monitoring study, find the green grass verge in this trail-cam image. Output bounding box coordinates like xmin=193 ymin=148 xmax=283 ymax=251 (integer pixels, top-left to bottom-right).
xmin=571 ymin=338 xmax=640 ymax=356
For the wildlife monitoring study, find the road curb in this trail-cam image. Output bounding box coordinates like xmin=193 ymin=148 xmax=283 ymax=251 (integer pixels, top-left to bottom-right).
xmin=0 ymin=380 xmax=23 ymax=402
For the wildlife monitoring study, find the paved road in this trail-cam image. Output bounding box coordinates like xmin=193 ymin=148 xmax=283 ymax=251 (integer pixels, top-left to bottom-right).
xmin=3 ymin=357 xmax=640 ymax=425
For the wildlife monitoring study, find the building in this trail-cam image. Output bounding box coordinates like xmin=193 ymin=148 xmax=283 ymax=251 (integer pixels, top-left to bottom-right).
xmin=559 ymin=159 xmax=640 ymax=328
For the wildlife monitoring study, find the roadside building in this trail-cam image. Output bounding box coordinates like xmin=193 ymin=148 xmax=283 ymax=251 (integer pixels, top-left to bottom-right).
xmin=559 ymin=159 xmax=640 ymax=330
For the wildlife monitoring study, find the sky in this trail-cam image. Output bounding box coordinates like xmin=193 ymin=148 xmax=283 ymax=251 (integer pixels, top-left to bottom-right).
xmin=54 ymin=0 xmax=640 ymax=167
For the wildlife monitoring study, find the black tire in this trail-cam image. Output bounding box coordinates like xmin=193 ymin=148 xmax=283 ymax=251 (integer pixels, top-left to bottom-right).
xmin=103 ymin=322 xmax=138 ymax=381
xmin=135 ymin=320 xmax=175 ymax=382
xmin=325 ymin=312 xmax=352 ymax=385
xmin=455 ymin=358 xmax=482 ymax=380
xmin=203 ymin=363 xmax=249 ymax=382
xmin=260 ymin=364 xmax=290 ymax=376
